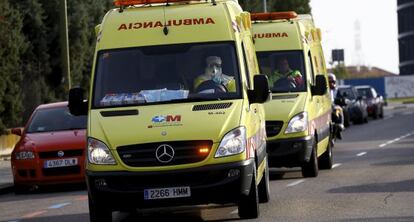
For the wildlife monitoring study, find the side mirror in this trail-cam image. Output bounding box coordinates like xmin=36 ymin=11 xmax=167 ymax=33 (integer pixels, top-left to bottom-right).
xmin=248 ymin=75 xmax=271 ymax=104
xmin=11 ymin=128 xmax=22 ymax=136
xmin=311 ymin=75 xmax=327 ymax=96
xmin=68 ymin=87 xmax=88 ymax=116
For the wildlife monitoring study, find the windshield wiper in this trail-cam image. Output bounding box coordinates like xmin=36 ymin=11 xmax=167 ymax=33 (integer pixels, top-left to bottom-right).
xmin=169 ymin=97 xmax=223 ymax=102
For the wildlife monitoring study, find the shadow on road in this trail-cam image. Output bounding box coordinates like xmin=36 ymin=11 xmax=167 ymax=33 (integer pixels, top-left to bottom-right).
xmin=333 ymin=216 xmax=414 ymax=222
xmin=0 ymin=183 xmax=86 ymax=203
xmin=328 ymin=179 xmax=414 ymax=193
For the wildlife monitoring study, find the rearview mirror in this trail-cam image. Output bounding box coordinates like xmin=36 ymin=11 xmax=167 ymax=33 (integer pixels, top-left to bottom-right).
xmin=248 ymin=75 xmax=271 ymax=104
xmin=11 ymin=128 xmax=22 ymax=136
xmin=311 ymin=75 xmax=327 ymax=96
xmin=68 ymin=87 xmax=88 ymax=116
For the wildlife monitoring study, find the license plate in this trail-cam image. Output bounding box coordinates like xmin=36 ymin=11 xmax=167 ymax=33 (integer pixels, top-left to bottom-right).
xmin=44 ymin=158 xmax=78 ymax=168
xmin=144 ymin=186 xmax=191 ymax=200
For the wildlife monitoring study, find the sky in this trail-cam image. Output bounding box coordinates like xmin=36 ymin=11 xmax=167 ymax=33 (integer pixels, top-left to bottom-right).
xmin=310 ymin=0 xmax=399 ymax=74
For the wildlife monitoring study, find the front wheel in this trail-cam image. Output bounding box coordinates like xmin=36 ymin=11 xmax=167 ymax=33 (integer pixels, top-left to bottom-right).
xmin=238 ymin=164 xmax=259 ymax=219
xmin=89 ymin=195 xmax=112 ymax=222
xmin=319 ymin=139 xmax=333 ymax=170
xmin=258 ymin=158 xmax=270 ymax=203
xmin=301 ymin=138 xmax=319 ymax=178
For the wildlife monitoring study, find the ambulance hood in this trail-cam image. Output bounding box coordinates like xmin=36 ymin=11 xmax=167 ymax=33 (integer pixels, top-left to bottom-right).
xmin=264 ymin=93 xmax=307 ymax=121
xmin=89 ymin=100 xmax=243 ymax=149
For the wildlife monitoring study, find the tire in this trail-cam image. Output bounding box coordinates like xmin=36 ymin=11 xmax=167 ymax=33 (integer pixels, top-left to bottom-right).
xmin=89 ymin=194 xmax=112 ymax=222
xmin=301 ymin=138 xmax=319 ymax=178
xmin=353 ymin=115 xmax=364 ymax=124
xmin=344 ymin=111 xmax=350 ymax=128
xmin=258 ymin=158 xmax=270 ymax=203
xmin=14 ymin=184 xmax=31 ymax=195
xmin=379 ymin=107 xmax=384 ymax=118
xmin=318 ymin=139 xmax=333 ymax=170
xmin=373 ymin=108 xmax=378 ymax=119
xmin=364 ymin=116 xmax=368 ymax=123
xmin=238 ymin=164 xmax=259 ymax=219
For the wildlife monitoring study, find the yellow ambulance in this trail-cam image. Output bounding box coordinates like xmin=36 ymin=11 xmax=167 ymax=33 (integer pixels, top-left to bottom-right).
xmin=68 ymin=0 xmax=271 ymax=220
xmin=252 ymin=12 xmax=333 ymax=178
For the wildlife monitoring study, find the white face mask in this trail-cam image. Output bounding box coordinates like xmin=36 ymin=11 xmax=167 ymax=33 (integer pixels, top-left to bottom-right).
xmin=206 ymin=65 xmax=223 ymax=84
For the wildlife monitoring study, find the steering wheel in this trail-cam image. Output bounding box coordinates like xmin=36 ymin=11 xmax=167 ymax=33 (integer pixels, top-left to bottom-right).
xmin=273 ymin=77 xmax=297 ymax=90
xmin=196 ymin=80 xmax=228 ymax=93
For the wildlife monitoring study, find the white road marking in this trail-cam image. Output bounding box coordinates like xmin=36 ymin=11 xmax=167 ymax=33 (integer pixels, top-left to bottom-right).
xmin=378 ymin=132 xmax=414 ymax=148
xmin=48 ymin=202 xmax=71 ymax=209
xmin=383 ymin=115 xmax=394 ymax=120
xmin=287 ymin=179 xmax=305 ymax=187
xmin=356 ymin=152 xmax=367 ymax=157
xmin=332 ymin=163 xmax=342 ymax=168
xmin=231 ymin=209 xmax=238 ymax=214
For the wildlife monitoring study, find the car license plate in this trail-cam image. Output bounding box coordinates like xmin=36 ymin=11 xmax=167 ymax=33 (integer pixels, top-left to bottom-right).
xmin=44 ymin=158 xmax=78 ymax=168
xmin=144 ymin=187 xmax=191 ymax=200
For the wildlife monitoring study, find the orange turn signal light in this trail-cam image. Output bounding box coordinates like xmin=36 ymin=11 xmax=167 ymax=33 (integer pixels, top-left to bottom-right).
xmin=114 ymin=0 xmax=200 ymax=6
xmin=251 ymin=11 xmax=298 ymax=21
xmin=199 ymin=148 xmax=210 ymax=154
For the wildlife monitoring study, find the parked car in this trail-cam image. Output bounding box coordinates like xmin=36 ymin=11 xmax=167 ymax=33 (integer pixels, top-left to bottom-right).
xmin=11 ymin=102 xmax=87 ymax=193
xmin=337 ymin=85 xmax=369 ymax=125
xmin=355 ymin=85 xmax=385 ymax=119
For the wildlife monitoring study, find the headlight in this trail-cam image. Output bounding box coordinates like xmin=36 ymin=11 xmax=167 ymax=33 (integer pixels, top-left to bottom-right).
xmin=15 ymin=151 xmax=35 ymax=160
xmin=215 ymin=127 xmax=246 ymax=158
xmin=88 ymin=138 xmax=116 ymax=165
xmin=285 ymin=112 xmax=308 ymax=134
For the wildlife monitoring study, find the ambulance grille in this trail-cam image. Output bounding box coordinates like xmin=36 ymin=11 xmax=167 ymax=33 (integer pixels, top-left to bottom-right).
xmin=192 ymin=102 xmax=232 ymax=111
xmin=117 ymin=141 xmax=213 ymax=167
xmin=266 ymin=121 xmax=284 ymax=137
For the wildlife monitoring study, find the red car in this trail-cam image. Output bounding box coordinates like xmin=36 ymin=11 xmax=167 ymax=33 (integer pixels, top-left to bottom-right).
xmin=11 ymin=102 xmax=87 ymax=193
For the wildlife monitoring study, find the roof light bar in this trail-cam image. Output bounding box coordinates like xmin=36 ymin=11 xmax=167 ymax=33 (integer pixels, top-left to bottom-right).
xmin=114 ymin=0 xmax=201 ymax=6
xmin=251 ymin=11 xmax=298 ymax=21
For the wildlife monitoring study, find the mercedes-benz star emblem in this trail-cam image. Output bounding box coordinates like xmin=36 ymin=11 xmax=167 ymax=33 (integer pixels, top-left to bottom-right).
xmin=57 ymin=151 xmax=64 ymax=157
xmin=155 ymin=144 xmax=175 ymax=163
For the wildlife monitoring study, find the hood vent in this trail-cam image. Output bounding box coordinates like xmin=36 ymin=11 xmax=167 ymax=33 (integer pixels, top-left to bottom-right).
xmin=272 ymin=94 xmax=299 ymax=100
xmin=192 ymin=102 xmax=232 ymax=111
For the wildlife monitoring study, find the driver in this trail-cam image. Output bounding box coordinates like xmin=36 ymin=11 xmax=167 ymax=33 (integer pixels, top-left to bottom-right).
xmin=267 ymin=58 xmax=303 ymax=88
xmin=194 ymin=56 xmax=236 ymax=93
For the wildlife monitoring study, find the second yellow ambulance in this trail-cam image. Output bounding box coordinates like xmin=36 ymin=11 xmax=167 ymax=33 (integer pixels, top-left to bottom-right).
xmin=252 ymin=12 xmax=333 ymax=178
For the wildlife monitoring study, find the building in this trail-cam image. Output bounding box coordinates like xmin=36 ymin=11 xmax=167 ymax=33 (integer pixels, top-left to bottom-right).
xmin=398 ymin=0 xmax=414 ymax=75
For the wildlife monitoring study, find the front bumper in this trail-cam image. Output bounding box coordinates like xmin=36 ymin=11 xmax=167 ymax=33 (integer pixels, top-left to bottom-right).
xmin=12 ymin=158 xmax=85 ymax=186
xmin=87 ymin=159 xmax=255 ymax=210
xmin=267 ymin=136 xmax=314 ymax=168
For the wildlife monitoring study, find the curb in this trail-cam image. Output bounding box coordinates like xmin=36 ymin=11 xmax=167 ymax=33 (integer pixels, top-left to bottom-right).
xmin=0 ymin=155 xmax=11 ymax=161
xmin=393 ymin=105 xmax=407 ymax=110
xmin=0 ymin=183 xmax=13 ymax=195
xmin=384 ymin=105 xmax=407 ymax=110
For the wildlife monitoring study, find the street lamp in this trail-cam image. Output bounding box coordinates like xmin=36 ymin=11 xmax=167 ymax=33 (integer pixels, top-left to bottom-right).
xmin=59 ymin=0 xmax=71 ymax=91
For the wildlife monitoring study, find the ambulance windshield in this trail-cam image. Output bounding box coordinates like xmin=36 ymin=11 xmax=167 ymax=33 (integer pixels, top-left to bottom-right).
xmin=257 ymin=51 xmax=306 ymax=93
xmin=93 ymin=42 xmax=241 ymax=108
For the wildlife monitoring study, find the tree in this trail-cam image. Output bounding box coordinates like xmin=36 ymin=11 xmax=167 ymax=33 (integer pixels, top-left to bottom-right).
xmin=239 ymin=0 xmax=263 ymax=12
xmin=269 ymin=0 xmax=311 ymax=14
xmin=0 ymin=0 xmax=26 ymax=132
xmin=239 ymin=0 xmax=311 ymax=14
